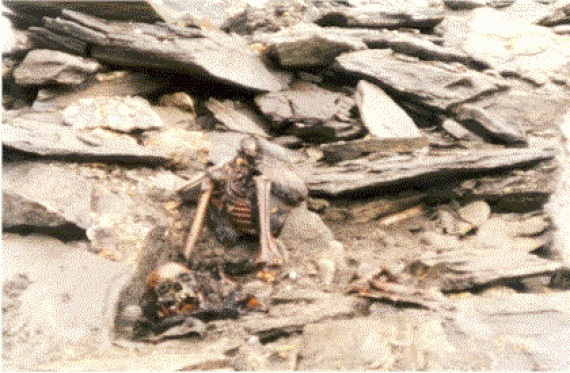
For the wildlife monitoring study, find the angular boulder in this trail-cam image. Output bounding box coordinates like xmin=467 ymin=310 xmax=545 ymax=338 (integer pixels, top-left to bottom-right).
xmin=254 ymin=23 xmax=366 ymax=67
xmin=441 ymin=8 xmax=570 ymax=84
xmin=335 ymin=49 xmax=504 ymax=111
xmin=62 ymin=96 xmax=163 ymax=133
xmin=14 ymin=49 xmax=101 ymax=86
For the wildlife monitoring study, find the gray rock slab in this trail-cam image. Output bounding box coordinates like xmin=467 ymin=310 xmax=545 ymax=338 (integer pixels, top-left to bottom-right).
xmin=321 ymin=136 xmax=429 ymax=163
xmin=255 ymin=81 xmax=350 ymax=126
xmin=163 ymin=0 xmax=249 ymax=28
xmin=411 ymin=247 xmax=565 ymax=292
xmin=505 ymin=215 xmax=550 ymax=237
xmin=123 ymin=167 xmax=191 ymax=202
xmin=473 ymin=87 xmax=570 ymax=141
xmin=316 ymin=3 xmax=445 ymax=29
xmin=3 ymin=162 xmax=96 ymax=230
xmin=299 ymin=147 xmax=555 ymax=197
xmin=487 ymin=0 xmax=516 ymax=8
xmin=355 ymin=80 xmax=427 ymax=146
xmin=31 ymin=10 xmax=284 ymax=92
xmin=344 ymin=0 xmax=444 ymax=6
xmin=13 ymin=49 xmax=101 ymax=86
xmin=458 ymin=159 xmax=556 ymax=211
xmin=62 ymin=96 xmax=163 ymax=133
xmin=32 ymin=71 xmax=171 ymax=111
xmin=255 ymin=81 xmax=362 ymax=141
xmin=452 ymin=103 xmax=527 ymax=144
xmin=241 ymin=295 xmax=357 ymax=340
xmin=2 ymin=161 xmax=168 ymax=257
xmin=321 ymin=27 xmax=477 ymax=65
xmin=299 ymin=318 xmax=396 ymax=370
xmin=279 ymin=205 xmax=347 ymax=288
xmin=451 ymin=292 xmax=570 ymax=370
xmin=335 ymin=49 xmax=504 ymax=111
xmin=254 ymin=23 xmax=366 ymax=67
xmin=441 ymin=8 xmax=570 ymax=84
xmin=37 ymin=337 xmax=239 ymax=370
xmin=537 ymin=1 xmax=570 ymax=26
xmin=474 ymin=216 xmax=547 ymax=253
xmin=2 ymin=233 xmax=135 ymax=370
xmin=221 ymin=0 xmax=309 ymax=34
xmin=444 ymin=0 xmax=487 ymax=9
xmin=3 ymin=110 xmax=171 ymax=164
xmin=232 ymin=338 xmax=271 ymax=371
xmin=299 ymin=313 xmax=491 ymax=370
xmin=143 ymin=127 xmax=209 ymax=168
xmin=4 ymin=0 xmax=180 ymax=24
xmin=441 ymin=117 xmax=484 ymax=141
xmin=205 ymin=98 xmax=269 ymax=137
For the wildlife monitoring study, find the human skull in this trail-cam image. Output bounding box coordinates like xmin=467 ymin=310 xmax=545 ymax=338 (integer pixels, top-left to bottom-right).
xmin=145 ymin=262 xmax=202 ymax=318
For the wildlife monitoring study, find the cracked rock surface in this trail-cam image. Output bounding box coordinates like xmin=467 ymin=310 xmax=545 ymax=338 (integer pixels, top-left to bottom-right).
xmin=3 ymin=0 xmax=570 ymax=370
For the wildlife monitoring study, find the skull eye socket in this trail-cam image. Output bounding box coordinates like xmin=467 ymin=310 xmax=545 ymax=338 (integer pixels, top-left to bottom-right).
xmin=173 ymin=282 xmax=183 ymax=292
xmin=156 ymin=283 xmax=171 ymax=295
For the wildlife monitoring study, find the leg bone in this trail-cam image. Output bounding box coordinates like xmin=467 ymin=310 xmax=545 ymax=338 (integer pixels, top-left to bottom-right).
xmin=183 ymin=179 xmax=214 ymax=262
xmin=254 ymin=176 xmax=283 ymax=267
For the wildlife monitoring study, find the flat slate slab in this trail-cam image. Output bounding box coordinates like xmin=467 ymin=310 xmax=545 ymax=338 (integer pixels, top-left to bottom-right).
xmin=205 ymin=98 xmax=270 ymax=138
xmin=62 ymin=96 xmax=163 ymax=133
xmin=3 ymin=0 xmax=180 ymax=23
xmin=37 ymin=338 xmax=240 ymax=371
xmin=13 ymin=49 xmax=101 ymax=86
xmin=322 ymin=27 xmax=476 ymax=65
xmin=241 ymin=295 xmax=357 ymax=340
xmin=2 ymin=233 xmax=135 ymax=370
xmin=161 ymin=0 xmax=250 ymax=28
xmin=29 ymin=10 xmax=284 ymax=92
xmin=451 ymin=293 xmax=570 ymax=370
xmin=299 ymin=147 xmax=555 ymax=197
xmin=299 ymin=312 xmax=490 ymax=370
xmin=411 ymin=248 xmax=564 ymax=292
xmin=355 ymin=80 xmax=427 ymax=145
xmin=255 ymin=82 xmax=362 ymax=141
xmin=315 ymin=3 xmax=445 ymax=30
xmin=334 ymin=49 xmax=505 ymax=111
xmin=2 ymin=161 xmax=168 ymax=258
xmin=32 ymin=71 xmax=171 ymax=111
xmin=452 ymin=103 xmax=527 ymax=145
xmin=441 ymin=8 xmax=570 ymax=84
xmin=3 ymin=110 xmax=171 ymax=164
xmin=254 ymin=23 xmax=366 ymax=67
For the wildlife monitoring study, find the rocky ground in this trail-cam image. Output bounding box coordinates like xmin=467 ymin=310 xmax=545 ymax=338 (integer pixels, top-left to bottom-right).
xmin=3 ymin=0 xmax=570 ymax=370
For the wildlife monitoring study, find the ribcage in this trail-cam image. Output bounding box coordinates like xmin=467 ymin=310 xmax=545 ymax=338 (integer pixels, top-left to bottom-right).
xmin=225 ymin=187 xmax=257 ymax=235
xmin=209 ymin=159 xmax=258 ymax=237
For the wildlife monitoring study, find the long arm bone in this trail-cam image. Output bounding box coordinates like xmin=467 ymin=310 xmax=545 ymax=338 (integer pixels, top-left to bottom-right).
xmin=183 ymin=179 xmax=214 ymax=262
xmin=177 ymin=162 xmax=227 ymax=202
xmin=254 ymin=176 xmax=283 ymax=267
